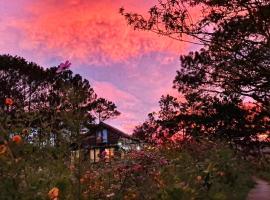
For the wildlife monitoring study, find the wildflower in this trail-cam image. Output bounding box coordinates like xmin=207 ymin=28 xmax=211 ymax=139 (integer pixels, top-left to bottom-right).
xmin=56 ymin=60 xmax=71 ymax=73
xmin=12 ymin=135 xmax=22 ymax=144
xmin=5 ymin=98 xmax=13 ymax=106
xmin=80 ymin=178 xmax=85 ymax=183
xmin=21 ymin=129 xmax=29 ymax=135
xmin=159 ymin=158 xmax=168 ymax=166
xmin=100 ymin=150 xmax=107 ymax=158
xmin=0 ymin=144 xmax=7 ymax=155
xmin=218 ymin=171 xmax=225 ymax=177
xmin=106 ymin=193 xmax=115 ymax=198
xmin=196 ymin=175 xmax=202 ymax=181
xmin=69 ymin=165 xmax=75 ymax=171
xmin=132 ymin=164 xmax=143 ymax=172
xmin=48 ymin=187 xmax=60 ymax=200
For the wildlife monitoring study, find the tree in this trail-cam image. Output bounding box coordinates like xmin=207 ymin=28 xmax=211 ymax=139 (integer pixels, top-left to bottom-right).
xmin=121 ymin=0 xmax=270 ymax=109
xmin=0 ymin=54 xmax=120 ymax=146
xmin=133 ymin=112 xmax=159 ymax=142
xmin=124 ymin=0 xmax=270 ymax=145
xmin=90 ymin=98 xmax=121 ymax=123
xmin=0 ymin=55 xmax=122 ymax=199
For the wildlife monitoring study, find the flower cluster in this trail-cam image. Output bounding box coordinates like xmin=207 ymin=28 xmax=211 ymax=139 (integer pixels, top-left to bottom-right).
xmin=48 ymin=187 xmax=60 ymax=200
xmin=5 ymin=98 xmax=14 ymax=106
xmin=56 ymin=60 xmax=71 ymax=73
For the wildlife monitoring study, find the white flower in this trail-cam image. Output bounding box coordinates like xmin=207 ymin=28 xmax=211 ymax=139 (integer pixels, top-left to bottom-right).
xmin=106 ymin=193 xmax=115 ymax=198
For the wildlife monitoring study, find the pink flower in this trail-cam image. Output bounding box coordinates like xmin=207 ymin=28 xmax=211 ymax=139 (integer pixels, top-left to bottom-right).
xmin=56 ymin=60 xmax=71 ymax=73
xmin=100 ymin=150 xmax=107 ymax=158
xmin=159 ymin=158 xmax=168 ymax=166
xmin=132 ymin=164 xmax=143 ymax=172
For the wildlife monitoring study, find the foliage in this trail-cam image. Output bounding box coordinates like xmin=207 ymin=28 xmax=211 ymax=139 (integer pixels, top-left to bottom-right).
xmin=0 ymin=55 xmax=121 ymax=199
xmin=123 ymin=0 xmax=270 ymax=149
xmin=0 ymin=54 xmax=120 ymax=145
xmin=77 ymin=140 xmax=254 ymax=200
xmin=121 ymin=0 xmax=270 ymax=108
xmin=1 ymin=136 xmax=255 ymax=199
xmin=0 ymin=141 xmax=73 ymax=200
xmin=134 ymin=93 xmax=269 ymax=153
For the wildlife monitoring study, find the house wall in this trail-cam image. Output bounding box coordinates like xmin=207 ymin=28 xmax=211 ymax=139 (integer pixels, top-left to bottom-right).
xmin=89 ymin=147 xmax=117 ymax=163
xmin=72 ymin=123 xmax=141 ymax=163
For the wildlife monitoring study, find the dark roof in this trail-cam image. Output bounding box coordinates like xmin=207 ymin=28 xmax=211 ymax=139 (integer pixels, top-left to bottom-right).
xmin=70 ymin=122 xmax=140 ymax=150
xmin=99 ymin=122 xmax=132 ymax=139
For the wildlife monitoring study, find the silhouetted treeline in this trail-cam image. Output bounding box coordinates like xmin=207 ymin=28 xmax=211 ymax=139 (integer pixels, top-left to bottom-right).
xmin=126 ymin=0 xmax=270 ymax=151
xmin=0 ymin=55 xmax=120 ymax=146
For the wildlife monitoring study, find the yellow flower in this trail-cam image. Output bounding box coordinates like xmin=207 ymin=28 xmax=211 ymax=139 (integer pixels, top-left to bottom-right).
xmin=48 ymin=187 xmax=60 ymax=200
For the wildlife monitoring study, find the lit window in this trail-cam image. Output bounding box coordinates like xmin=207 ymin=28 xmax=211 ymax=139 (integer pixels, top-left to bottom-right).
xmin=105 ymin=149 xmax=110 ymax=159
xmin=109 ymin=148 xmax=114 ymax=157
xmin=97 ymin=129 xmax=108 ymax=143
xmin=95 ymin=149 xmax=100 ymax=162
xmin=89 ymin=150 xmax=95 ymax=162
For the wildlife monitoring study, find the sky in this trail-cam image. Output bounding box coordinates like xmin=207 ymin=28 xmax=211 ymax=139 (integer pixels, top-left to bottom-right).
xmin=0 ymin=0 xmax=196 ymax=133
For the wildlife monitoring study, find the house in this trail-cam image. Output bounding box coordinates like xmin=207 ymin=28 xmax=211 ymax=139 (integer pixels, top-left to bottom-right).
xmin=70 ymin=122 xmax=142 ymax=163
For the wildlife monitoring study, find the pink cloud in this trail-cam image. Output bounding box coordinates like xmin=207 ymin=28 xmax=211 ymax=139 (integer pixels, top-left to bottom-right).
xmin=92 ymin=80 xmax=140 ymax=109
xmin=92 ymin=80 xmax=146 ymax=133
xmin=5 ymin=0 xmax=190 ymax=65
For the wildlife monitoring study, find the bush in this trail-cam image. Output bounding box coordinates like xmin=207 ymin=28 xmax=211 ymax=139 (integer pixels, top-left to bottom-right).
xmin=77 ymin=140 xmax=254 ymax=200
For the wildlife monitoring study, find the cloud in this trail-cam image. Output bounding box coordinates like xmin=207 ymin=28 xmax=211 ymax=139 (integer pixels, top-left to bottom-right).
xmin=87 ymin=51 xmax=184 ymax=133
xmin=92 ymin=80 xmax=141 ymax=109
xmin=92 ymin=80 xmax=147 ymax=133
xmin=1 ymin=0 xmax=189 ymax=66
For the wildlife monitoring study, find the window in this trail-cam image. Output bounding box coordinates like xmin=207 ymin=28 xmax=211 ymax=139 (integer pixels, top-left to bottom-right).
xmin=89 ymin=149 xmax=95 ymax=162
xmin=70 ymin=150 xmax=80 ymax=164
xmin=96 ymin=129 xmax=108 ymax=143
xmin=95 ymin=149 xmax=100 ymax=162
xmin=102 ymin=129 xmax=108 ymax=143
xmin=108 ymin=148 xmax=114 ymax=157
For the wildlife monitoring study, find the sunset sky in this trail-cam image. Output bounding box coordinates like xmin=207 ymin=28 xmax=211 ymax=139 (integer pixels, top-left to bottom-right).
xmin=0 ymin=0 xmax=196 ymax=133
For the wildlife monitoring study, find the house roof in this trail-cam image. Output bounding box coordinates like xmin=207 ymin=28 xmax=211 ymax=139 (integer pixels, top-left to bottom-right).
xmin=83 ymin=122 xmax=139 ymax=142
xmin=70 ymin=122 xmax=141 ymax=150
xmin=99 ymin=122 xmax=132 ymax=139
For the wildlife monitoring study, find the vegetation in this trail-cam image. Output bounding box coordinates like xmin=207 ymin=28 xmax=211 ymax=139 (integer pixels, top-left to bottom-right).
xmin=125 ymin=0 xmax=270 ymax=152
xmin=0 ymin=55 xmax=120 ymax=199
xmin=0 ymin=133 xmax=256 ymax=200
xmin=78 ymin=140 xmax=255 ymax=200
